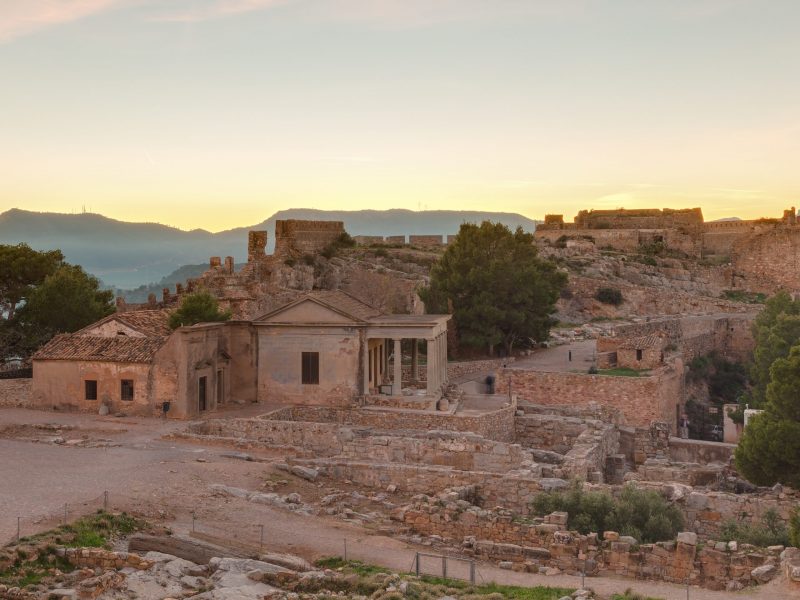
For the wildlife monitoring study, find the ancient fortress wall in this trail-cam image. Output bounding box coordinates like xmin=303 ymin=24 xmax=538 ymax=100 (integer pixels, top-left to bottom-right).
xmin=731 ymin=227 xmax=800 ymax=293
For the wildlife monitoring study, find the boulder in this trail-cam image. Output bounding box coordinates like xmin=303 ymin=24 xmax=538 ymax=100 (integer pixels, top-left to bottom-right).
xmin=750 ymin=563 xmax=777 ymax=583
xmin=676 ymin=532 xmax=698 ymax=546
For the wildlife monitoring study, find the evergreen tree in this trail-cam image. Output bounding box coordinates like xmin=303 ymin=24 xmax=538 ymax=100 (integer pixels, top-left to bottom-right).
xmin=420 ymin=221 xmax=566 ymax=355
xmin=169 ymin=290 xmax=231 ymax=329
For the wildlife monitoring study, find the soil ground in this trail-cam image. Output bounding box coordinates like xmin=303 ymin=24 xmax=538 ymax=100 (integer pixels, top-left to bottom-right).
xmin=1 ymin=406 xmax=797 ymax=600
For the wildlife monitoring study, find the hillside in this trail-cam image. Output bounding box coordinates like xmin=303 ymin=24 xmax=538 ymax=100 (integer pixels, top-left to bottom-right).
xmin=0 ymin=208 xmax=539 ymax=288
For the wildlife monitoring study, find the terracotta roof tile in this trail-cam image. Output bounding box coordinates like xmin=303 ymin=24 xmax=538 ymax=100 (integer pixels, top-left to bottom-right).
xmin=76 ymin=309 xmax=172 ymax=337
xmin=33 ymin=334 xmax=167 ymax=363
xmin=618 ymin=334 xmax=667 ymax=350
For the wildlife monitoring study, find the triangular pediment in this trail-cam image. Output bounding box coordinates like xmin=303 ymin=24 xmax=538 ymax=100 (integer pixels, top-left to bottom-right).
xmin=258 ymin=297 xmax=361 ymax=324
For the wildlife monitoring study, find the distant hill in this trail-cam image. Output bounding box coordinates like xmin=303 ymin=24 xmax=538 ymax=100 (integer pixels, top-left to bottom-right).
xmin=0 ymin=208 xmax=539 ymax=288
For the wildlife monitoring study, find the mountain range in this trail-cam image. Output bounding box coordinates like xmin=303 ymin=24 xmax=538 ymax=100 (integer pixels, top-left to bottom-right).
xmin=0 ymin=208 xmax=539 ymax=288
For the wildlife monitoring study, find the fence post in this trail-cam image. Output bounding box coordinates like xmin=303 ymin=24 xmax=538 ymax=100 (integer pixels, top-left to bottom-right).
xmin=192 ymin=512 xmax=196 ymax=533
xmin=415 ymin=553 xmax=420 ymax=577
xmin=343 ymin=538 xmax=347 ymax=561
xmin=259 ymin=525 xmax=264 ymax=553
xmin=469 ymin=560 xmax=475 ymax=585
xmin=442 ymin=555 xmax=447 ymax=579
xmin=63 ymin=503 xmax=67 ymax=526
xmin=17 ymin=517 xmax=20 ymax=544
xmin=103 ymin=491 xmax=108 ymax=512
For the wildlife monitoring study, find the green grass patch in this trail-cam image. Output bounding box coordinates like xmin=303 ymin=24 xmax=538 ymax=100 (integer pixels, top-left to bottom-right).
xmin=314 ymin=557 xmax=391 ymax=576
xmin=597 ymin=367 xmax=647 ymax=377
xmin=313 ymin=558 xmax=574 ymax=599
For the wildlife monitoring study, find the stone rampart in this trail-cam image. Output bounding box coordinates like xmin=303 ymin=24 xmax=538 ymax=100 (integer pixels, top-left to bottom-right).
xmin=408 ymin=235 xmax=444 ymax=247
xmin=0 ymin=378 xmax=32 ymax=408
xmin=667 ymin=437 xmax=735 ymax=465
xmin=273 ymin=219 xmax=345 ymax=258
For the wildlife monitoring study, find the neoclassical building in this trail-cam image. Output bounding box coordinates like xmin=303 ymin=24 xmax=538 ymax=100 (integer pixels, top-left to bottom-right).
xmin=31 ymin=290 xmax=450 ymax=418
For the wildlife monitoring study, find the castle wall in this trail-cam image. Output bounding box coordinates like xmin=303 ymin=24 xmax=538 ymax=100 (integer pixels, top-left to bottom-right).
xmin=273 ymin=220 xmax=345 ymax=258
xmin=731 ymin=228 xmax=800 ymax=293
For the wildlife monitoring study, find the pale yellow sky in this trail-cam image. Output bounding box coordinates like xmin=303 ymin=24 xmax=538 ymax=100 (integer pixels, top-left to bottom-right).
xmin=1 ymin=0 xmax=798 ymax=231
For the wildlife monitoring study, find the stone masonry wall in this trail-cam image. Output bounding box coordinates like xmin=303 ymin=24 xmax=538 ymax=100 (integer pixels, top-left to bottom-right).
xmin=0 ymin=378 xmax=31 ymax=408
xmin=184 ymin=416 xmax=530 ymax=472
xmin=262 ymin=403 xmax=517 ymax=442
xmin=397 ymin=491 xmax=774 ymax=591
xmin=496 ymin=364 xmax=683 ymax=430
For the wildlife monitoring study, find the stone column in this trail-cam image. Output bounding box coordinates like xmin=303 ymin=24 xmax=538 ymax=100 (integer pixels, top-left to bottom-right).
xmin=426 ymin=338 xmax=435 ymax=396
xmin=410 ymin=338 xmax=418 ymax=383
xmin=392 ymin=338 xmax=403 ymax=396
xmin=441 ymin=333 xmax=448 ymax=385
xmin=362 ymin=337 xmax=371 ymax=397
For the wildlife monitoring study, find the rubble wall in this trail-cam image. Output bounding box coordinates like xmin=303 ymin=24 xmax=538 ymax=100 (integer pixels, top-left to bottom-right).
xmin=0 ymin=378 xmax=31 ymax=408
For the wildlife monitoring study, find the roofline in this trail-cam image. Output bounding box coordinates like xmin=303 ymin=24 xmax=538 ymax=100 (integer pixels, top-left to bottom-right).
xmin=254 ymin=295 xmax=371 ymax=323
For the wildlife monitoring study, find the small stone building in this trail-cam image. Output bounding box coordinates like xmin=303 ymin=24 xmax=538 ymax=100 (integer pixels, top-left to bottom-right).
xmin=31 ymin=291 xmax=450 ymax=418
xmin=31 ymin=310 xmax=246 ymax=419
xmin=254 ymin=290 xmax=450 ymax=405
xmin=616 ymin=334 xmax=666 ymax=370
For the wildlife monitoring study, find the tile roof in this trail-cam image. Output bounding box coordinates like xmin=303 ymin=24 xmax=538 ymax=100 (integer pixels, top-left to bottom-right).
xmin=309 ymin=290 xmax=383 ymax=320
xmin=618 ymin=334 xmax=667 ymax=350
xmin=76 ymin=309 xmax=172 ymax=337
xmin=257 ymin=289 xmax=383 ymax=322
xmin=33 ymin=334 xmax=167 ymax=363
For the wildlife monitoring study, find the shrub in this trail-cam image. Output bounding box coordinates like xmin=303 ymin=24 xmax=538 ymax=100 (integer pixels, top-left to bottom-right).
xmin=302 ymin=254 xmax=316 ymax=266
xmin=720 ymin=509 xmax=789 ymax=547
xmin=531 ymin=482 xmax=683 ymax=543
xmin=595 ymin=287 xmax=623 ymax=306
xmin=790 ymin=507 xmax=800 ymax=548
xmin=320 ymin=232 xmax=357 ymax=259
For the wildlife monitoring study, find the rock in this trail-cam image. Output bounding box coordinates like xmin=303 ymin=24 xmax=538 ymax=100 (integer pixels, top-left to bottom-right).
xmin=714 ymin=542 xmax=727 ymax=552
xmin=220 ymin=452 xmax=253 ymax=461
xmin=285 ymin=493 xmax=301 ymax=504
xmin=676 ymin=532 xmax=698 ymax=546
xmin=726 ymin=581 xmax=744 ymax=591
xmin=603 ymin=531 xmax=619 ymax=542
xmin=498 ymin=561 xmax=513 ymax=570
xmin=751 ymin=563 xmax=777 ymax=583
xmin=619 ymin=536 xmax=638 ymax=545
xmin=258 ymin=552 xmax=313 ymax=572
xmin=98 ymin=404 xmax=110 ymax=416
xmin=290 ymin=465 xmax=319 ymax=482
xmin=728 ymin=541 xmax=738 ymax=552
xmin=48 ymin=589 xmax=77 ymax=599
xmin=543 ymin=567 xmax=561 ymax=575
xmin=386 ymin=484 xmax=397 ymax=493
xmin=768 ymin=545 xmax=785 ymax=554
xmin=539 ymin=478 xmax=569 ymax=491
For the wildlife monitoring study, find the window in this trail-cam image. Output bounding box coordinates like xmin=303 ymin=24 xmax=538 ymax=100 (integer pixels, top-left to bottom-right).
xmin=301 ymin=352 xmax=319 ymax=385
xmin=85 ymin=380 xmax=97 ymax=401
xmin=121 ymin=379 xmax=134 ymax=401
xmin=636 ymin=349 xmax=643 ymax=361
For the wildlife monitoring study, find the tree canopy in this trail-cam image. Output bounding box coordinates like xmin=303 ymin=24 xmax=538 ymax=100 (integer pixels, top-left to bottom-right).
xmin=419 ymin=221 xmax=566 ymax=355
xmin=735 ymin=292 xmax=800 ymax=487
xmin=168 ymin=290 xmax=232 ymax=329
xmin=0 ymin=244 xmax=113 ymax=360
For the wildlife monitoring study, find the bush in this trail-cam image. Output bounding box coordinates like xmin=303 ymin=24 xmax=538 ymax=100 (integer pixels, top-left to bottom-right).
xmin=320 ymin=232 xmax=357 ymax=259
xmin=720 ymin=509 xmax=789 ymax=547
xmin=790 ymin=508 xmax=800 ymax=548
xmin=531 ymin=481 xmax=683 ymax=543
xmin=595 ymin=287 xmax=623 ymax=306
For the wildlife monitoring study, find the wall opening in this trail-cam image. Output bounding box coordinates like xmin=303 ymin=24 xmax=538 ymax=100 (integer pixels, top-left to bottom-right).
xmin=302 ymin=352 xmax=320 ymax=385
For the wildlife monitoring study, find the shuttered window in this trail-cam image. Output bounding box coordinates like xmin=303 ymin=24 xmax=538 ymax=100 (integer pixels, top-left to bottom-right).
xmin=121 ymin=379 xmax=134 ymax=401
xmin=85 ymin=380 xmax=97 ymax=400
xmin=301 ymin=352 xmax=319 ymax=385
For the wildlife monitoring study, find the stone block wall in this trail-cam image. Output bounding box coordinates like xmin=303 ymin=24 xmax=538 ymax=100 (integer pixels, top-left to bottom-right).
xmin=262 ymin=403 xmax=517 ymax=442
xmin=514 ymin=414 xmax=588 ymax=453
xmin=400 ymin=357 xmax=515 ymax=383
xmin=496 ymin=364 xmax=682 ymax=430
xmin=273 ymin=220 xmax=345 ymax=258
xmin=0 ymin=378 xmax=31 ymax=408
xmin=409 ymin=235 xmax=444 ymax=247
xmin=396 ymin=490 xmax=775 ymax=591
xmin=667 ymin=438 xmax=735 ymax=464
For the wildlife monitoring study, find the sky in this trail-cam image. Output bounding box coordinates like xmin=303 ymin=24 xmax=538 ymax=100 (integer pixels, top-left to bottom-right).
xmin=0 ymin=0 xmax=798 ymax=232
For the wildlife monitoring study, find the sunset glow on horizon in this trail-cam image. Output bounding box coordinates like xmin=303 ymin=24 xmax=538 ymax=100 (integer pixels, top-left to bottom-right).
xmin=1 ymin=0 xmax=798 ymax=232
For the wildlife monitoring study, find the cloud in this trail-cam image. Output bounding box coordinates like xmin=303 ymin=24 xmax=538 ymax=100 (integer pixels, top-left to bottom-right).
xmin=153 ymin=0 xmax=289 ymax=22
xmin=0 ymin=0 xmax=130 ymax=42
